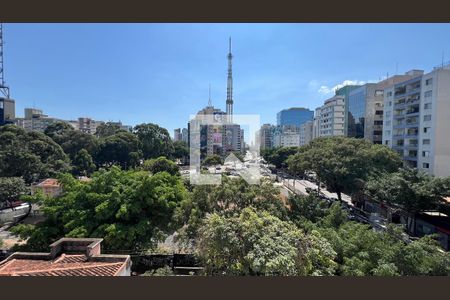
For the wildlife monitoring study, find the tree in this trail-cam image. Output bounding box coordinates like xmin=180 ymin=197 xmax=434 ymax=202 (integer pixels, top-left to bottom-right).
xmin=0 ymin=177 xmax=28 ymax=208
xmin=96 ymin=131 xmax=142 ymax=169
xmin=174 ymin=176 xmax=287 ymax=244
xmin=142 ymin=157 xmax=179 ymax=176
xmin=288 ymin=194 xmax=329 ymax=224
xmin=44 ymin=121 xmax=75 ymax=145
xmin=72 ymin=149 xmax=96 ymax=176
xmin=95 ymin=122 xmax=127 ymax=138
xmin=134 ymin=123 xmax=174 ymax=159
xmin=172 ymin=141 xmax=189 ymax=160
xmin=60 ymin=130 xmax=99 ymax=160
xmin=198 ymin=208 xmax=337 ymax=276
xmin=202 ymin=155 xmax=223 ymax=166
xmin=0 ymin=125 xmax=71 ymax=183
xmin=287 ymin=137 xmax=402 ymax=201
xmin=263 ymin=147 xmax=299 ymax=170
xmin=11 ymin=167 xmax=188 ymax=252
xmin=367 ymin=167 xmax=450 ymax=215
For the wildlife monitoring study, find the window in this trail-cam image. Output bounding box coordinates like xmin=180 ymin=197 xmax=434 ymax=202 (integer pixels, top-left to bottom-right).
xmin=386 ymin=111 xmax=391 ymax=117
xmin=375 ymin=110 xmax=383 ymax=115
xmin=388 ymin=101 xmax=392 ymax=107
xmin=375 ymin=90 xmax=384 ymax=96
xmin=422 ymin=151 xmax=430 ymax=157
xmin=0 ymin=101 xmax=3 ymax=109
xmin=424 ymin=103 xmax=432 ymax=109
xmin=423 ymin=163 xmax=430 ymax=169
xmin=385 ymin=140 xmax=389 ymax=145
xmin=423 ymin=115 xmax=432 ymax=121
xmin=387 ymin=91 xmax=393 ymax=97
xmin=423 ymin=139 xmax=430 ymax=145
xmin=385 ymin=121 xmax=391 ymax=126
xmin=385 ymin=130 xmax=391 ymax=136
xmin=425 ymin=90 xmax=432 ymax=98
xmin=374 ymin=120 xmax=383 ymax=125
xmin=426 ymin=78 xmax=433 ymax=86
xmin=423 ymin=127 xmax=431 ymax=133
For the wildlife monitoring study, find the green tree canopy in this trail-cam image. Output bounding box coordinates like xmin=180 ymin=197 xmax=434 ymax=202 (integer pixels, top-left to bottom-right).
xmin=172 ymin=141 xmax=189 ymax=160
xmin=202 ymin=154 xmax=223 ymax=166
xmin=366 ymin=167 xmax=450 ymax=214
xmin=72 ymin=149 xmax=96 ymax=176
xmin=0 ymin=177 xmax=28 ymax=208
xmin=11 ymin=167 xmax=188 ymax=252
xmin=133 ymin=123 xmax=174 ymax=159
xmin=198 ymin=208 xmax=337 ymax=276
xmin=0 ymin=125 xmax=71 ymax=183
xmin=96 ymin=131 xmax=142 ymax=169
xmin=44 ymin=121 xmax=75 ymax=145
xmin=263 ymin=147 xmax=299 ymax=169
xmin=142 ymin=156 xmax=179 ymax=176
xmin=95 ymin=122 xmax=128 ymax=138
xmin=287 ymin=137 xmax=402 ymax=201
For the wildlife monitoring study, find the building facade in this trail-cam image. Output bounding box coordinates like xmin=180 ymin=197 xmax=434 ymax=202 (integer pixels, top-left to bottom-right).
xmin=383 ymin=65 xmax=450 ymax=177
xmin=273 ymin=125 xmax=300 ymax=147
xmin=299 ymin=120 xmax=314 ymax=146
xmin=0 ymin=97 xmax=15 ymax=126
xmin=276 ymin=107 xmax=314 ymax=128
xmin=335 ymin=85 xmax=362 ymax=136
xmin=347 ymin=72 xmax=422 ymax=144
xmin=258 ymin=123 xmax=275 ymax=150
xmin=173 ymin=128 xmax=182 ymax=141
xmin=15 ymin=108 xmax=61 ymax=132
xmin=316 ymin=95 xmax=346 ymax=137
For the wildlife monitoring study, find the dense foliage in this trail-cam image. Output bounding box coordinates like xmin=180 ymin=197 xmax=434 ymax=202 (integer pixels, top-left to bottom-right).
xmin=287 ymin=137 xmax=402 ymax=201
xmin=12 ymin=167 xmax=187 ymax=251
xmin=0 ymin=125 xmax=71 ymax=183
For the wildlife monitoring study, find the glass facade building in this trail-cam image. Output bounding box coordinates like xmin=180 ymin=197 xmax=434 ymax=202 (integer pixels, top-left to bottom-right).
xmin=276 ymin=107 xmax=313 ymax=128
xmin=347 ymin=86 xmax=367 ymax=138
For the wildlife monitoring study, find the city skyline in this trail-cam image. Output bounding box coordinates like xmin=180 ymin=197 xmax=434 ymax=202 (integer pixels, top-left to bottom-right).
xmin=4 ymin=23 xmax=450 ymax=135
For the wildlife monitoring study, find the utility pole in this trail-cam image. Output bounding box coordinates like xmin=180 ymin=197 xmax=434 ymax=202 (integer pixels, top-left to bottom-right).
xmin=0 ymin=23 xmax=10 ymax=99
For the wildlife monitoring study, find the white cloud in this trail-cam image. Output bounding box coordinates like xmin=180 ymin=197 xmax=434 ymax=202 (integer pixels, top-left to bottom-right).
xmin=317 ymin=79 xmax=376 ymax=95
xmin=318 ymin=85 xmax=331 ymax=94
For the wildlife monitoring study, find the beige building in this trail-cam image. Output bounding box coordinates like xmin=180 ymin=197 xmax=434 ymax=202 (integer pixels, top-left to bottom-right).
xmin=299 ymin=120 xmax=313 ymax=146
xmin=383 ymin=64 xmax=450 ymax=177
xmin=31 ymin=178 xmax=62 ymax=198
xmin=314 ymin=95 xmax=346 ymax=137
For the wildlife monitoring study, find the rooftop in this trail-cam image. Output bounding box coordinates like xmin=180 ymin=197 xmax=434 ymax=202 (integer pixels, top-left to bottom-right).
xmin=35 ymin=178 xmax=60 ymax=188
xmin=0 ymin=238 xmax=131 ymax=276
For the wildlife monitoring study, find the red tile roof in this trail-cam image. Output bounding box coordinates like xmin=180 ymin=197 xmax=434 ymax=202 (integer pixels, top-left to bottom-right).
xmin=0 ymin=254 xmax=126 ymax=276
xmin=0 ymin=238 xmax=130 ymax=276
xmin=36 ymin=178 xmax=60 ymax=187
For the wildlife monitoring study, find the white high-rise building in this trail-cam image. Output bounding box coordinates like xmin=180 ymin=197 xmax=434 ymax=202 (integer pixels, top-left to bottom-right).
xmin=314 ymin=95 xmax=346 ymax=137
xmin=383 ymin=65 xmax=450 ymax=177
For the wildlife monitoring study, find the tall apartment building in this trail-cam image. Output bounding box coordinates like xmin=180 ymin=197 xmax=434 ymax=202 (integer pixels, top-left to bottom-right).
xmin=312 ymin=107 xmax=321 ymax=139
xmin=181 ymin=128 xmax=188 ymax=144
xmin=335 ymin=85 xmax=362 ymax=136
xmin=258 ymin=123 xmax=275 ymax=150
xmin=383 ymin=65 xmax=450 ymax=177
xmin=347 ymin=72 xmax=421 ymax=144
xmin=299 ymin=120 xmax=313 ymax=146
xmin=15 ymin=108 xmax=61 ymax=132
xmin=314 ymin=95 xmax=346 ymax=137
xmin=173 ymin=128 xmax=182 ymax=141
xmin=277 ymin=107 xmax=314 ymax=128
xmin=0 ymin=97 xmax=15 ymax=125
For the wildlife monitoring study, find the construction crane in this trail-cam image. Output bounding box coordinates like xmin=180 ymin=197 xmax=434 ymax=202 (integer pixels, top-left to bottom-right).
xmin=0 ymin=23 xmax=10 ymax=99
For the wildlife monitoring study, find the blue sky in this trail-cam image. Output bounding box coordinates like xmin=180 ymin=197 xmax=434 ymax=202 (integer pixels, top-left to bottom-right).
xmin=4 ymin=23 xmax=450 ymax=136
